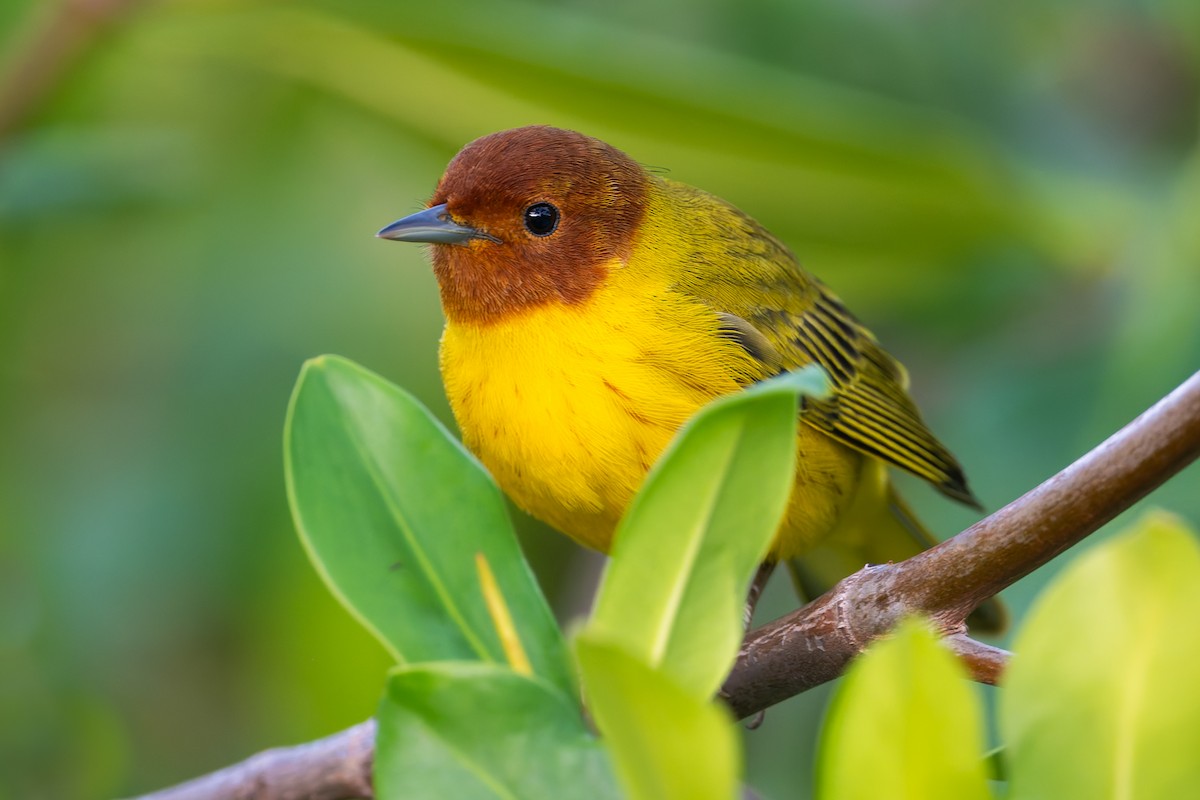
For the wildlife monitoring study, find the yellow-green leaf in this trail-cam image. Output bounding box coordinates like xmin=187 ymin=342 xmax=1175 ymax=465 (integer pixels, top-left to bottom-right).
xmin=817 ymin=618 xmax=992 ymax=800
xmin=575 ymin=635 xmax=739 ymax=800
xmin=1002 ymin=511 xmax=1200 ymax=800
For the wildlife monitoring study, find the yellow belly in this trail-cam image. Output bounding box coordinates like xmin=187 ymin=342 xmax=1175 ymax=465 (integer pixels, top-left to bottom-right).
xmin=439 ymin=280 xmax=862 ymax=557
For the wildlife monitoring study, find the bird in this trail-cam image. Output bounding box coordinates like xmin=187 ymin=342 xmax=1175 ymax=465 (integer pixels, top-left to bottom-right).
xmin=377 ymin=125 xmax=1003 ymax=632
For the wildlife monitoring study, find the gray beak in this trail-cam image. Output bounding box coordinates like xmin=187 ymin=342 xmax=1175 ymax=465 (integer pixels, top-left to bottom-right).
xmin=376 ymin=203 xmax=494 ymax=245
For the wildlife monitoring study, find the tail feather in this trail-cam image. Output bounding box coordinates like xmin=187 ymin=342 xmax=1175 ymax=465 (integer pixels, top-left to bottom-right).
xmin=785 ymin=462 xmax=1006 ymax=635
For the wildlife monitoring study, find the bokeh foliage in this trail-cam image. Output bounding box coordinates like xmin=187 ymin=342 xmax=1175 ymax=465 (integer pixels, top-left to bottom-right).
xmin=1 ymin=0 xmax=1197 ymax=797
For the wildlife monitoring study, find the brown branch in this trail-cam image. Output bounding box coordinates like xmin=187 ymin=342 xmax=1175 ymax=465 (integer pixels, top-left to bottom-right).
xmin=945 ymin=634 xmax=1010 ymax=686
xmin=0 ymin=0 xmax=144 ymax=145
xmin=130 ymin=370 xmax=1200 ymax=799
xmin=122 ymin=720 xmax=376 ymax=800
xmin=722 ymin=369 xmax=1200 ymax=718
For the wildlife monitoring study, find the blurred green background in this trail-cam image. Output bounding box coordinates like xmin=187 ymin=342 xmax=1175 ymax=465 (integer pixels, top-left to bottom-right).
xmin=1 ymin=0 xmax=1197 ymax=797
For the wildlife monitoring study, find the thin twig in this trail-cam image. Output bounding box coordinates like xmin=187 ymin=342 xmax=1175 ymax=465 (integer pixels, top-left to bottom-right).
xmin=131 ymin=371 xmax=1200 ymax=798
xmin=945 ymin=634 xmax=1010 ymax=685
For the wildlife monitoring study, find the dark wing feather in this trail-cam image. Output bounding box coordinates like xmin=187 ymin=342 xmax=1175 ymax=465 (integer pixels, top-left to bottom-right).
xmin=757 ymin=287 xmax=981 ymax=509
xmin=662 ymin=182 xmax=979 ymax=508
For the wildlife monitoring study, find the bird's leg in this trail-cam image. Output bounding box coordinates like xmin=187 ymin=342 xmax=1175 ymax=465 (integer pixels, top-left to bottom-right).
xmin=743 ymin=560 xmax=777 ymax=631
xmin=741 ymin=561 xmax=777 ymax=731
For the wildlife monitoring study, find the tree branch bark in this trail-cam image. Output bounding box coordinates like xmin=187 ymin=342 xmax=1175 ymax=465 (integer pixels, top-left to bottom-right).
xmin=127 ymin=369 xmax=1200 ymax=799
xmin=127 ymin=720 xmax=376 ymax=800
xmin=722 ymin=368 xmax=1200 ymax=718
xmin=944 ymin=634 xmax=1010 ymax=686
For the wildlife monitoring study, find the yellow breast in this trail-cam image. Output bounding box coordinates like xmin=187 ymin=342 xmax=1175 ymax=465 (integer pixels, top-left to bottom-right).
xmin=439 ymin=262 xmax=755 ymax=551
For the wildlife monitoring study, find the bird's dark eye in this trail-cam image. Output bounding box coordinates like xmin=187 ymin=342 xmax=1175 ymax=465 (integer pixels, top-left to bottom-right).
xmin=523 ymin=203 xmax=560 ymax=237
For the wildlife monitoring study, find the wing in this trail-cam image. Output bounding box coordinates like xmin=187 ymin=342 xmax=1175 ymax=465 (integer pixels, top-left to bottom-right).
xmin=768 ymin=289 xmax=981 ymax=509
xmin=666 ymin=182 xmax=980 ymax=508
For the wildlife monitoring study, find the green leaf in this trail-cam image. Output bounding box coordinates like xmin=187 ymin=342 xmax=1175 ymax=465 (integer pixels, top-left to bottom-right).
xmin=575 ymin=636 xmax=739 ymax=800
xmin=816 ymin=618 xmax=992 ymax=800
xmin=1001 ymin=511 xmax=1200 ymax=799
xmin=587 ymin=366 xmax=828 ymax=697
xmin=376 ymin=662 xmax=618 ymax=800
xmin=284 ymin=356 xmax=572 ymax=695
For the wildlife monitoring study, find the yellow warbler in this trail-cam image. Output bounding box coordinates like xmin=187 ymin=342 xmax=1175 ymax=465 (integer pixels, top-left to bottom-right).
xmin=378 ymin=126 xmax=1002 ymax=631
